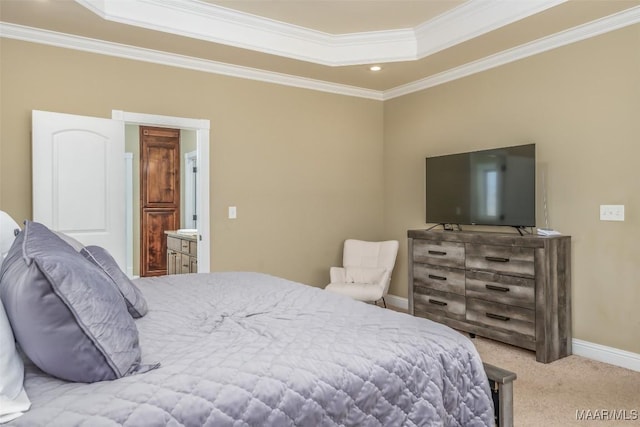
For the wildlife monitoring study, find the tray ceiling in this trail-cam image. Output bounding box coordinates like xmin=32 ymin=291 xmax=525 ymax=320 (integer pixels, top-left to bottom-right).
xmin=1 ymin=0 xmax=639 ymax=97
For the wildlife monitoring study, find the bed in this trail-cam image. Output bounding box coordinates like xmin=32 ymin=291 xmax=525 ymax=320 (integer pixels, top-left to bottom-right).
xmin=1 ymin=221 xmax=497 ymax=426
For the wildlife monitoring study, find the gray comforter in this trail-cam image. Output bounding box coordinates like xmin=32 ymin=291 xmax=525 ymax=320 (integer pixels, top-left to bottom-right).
xmin=11 ymin=272 xmax=493 ymax=426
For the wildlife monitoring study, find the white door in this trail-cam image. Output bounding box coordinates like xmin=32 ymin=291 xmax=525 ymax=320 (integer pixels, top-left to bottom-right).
xmin=32 ymin=110 xmax=126 ymax=270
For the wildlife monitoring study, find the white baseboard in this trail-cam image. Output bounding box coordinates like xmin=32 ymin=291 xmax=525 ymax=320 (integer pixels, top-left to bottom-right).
xmin=385 ymin=294 xmax=409 ymax=310
xmin=386 ymin=294 xmax=640 ymax=372
xmin=572 ymin=339 xmax=640 ymax=372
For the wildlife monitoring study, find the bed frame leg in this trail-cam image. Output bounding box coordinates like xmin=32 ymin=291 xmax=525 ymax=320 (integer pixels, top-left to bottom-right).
xmin=483 ymin=363 xmax=516 ymax=427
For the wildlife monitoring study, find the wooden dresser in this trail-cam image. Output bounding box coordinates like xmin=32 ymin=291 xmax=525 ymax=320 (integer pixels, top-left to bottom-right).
xmin=408 ymin=229 xmax=571 ymax=363
xmin=165 ymin=231 xmax=198 ymax=274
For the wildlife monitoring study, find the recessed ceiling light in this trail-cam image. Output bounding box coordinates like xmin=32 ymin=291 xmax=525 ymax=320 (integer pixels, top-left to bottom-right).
xmin=369 ymin=65 xmax=382 ymax=72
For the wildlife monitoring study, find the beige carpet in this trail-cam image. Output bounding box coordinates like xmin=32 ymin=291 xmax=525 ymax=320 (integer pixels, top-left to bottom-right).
xmin=385 ymin=305 xmax=639 ymax=425
xmin=472 ymin=336 xmax=640 ymax=426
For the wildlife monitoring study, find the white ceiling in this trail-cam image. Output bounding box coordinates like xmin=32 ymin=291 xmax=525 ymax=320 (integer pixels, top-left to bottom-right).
xmin=1 ymin=0 xmax=639 ymax=98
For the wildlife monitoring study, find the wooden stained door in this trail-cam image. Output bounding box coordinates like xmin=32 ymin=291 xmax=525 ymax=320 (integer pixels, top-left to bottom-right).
xmin=140 ymin=126 xmax=180 ymax=277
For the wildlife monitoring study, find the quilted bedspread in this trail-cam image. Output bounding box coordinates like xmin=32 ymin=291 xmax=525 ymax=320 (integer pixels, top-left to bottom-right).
xmin=11 ymin=272 xmax=493 ymax=426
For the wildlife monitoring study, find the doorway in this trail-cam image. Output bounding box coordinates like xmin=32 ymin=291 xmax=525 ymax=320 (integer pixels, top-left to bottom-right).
xmin=114 ymin=110 xmax=211 ymax=276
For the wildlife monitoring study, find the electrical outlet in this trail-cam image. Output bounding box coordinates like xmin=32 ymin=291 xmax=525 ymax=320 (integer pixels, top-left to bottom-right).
xmin=228 ymin=206 xmax=237 ymax=219
xmin=599 ymin=205 xmax=624 ymax=221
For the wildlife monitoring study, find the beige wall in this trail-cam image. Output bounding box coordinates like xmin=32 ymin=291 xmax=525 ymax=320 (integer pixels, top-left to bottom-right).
xmin=1 ymin=23 xmax=639 ymax=355
xmin=0 ymin=38 xmax=385 ymax=288
xmin=384 ymin=24 xmax=640 ymax=354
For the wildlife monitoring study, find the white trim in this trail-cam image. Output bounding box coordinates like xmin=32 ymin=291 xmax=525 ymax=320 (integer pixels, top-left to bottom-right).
xmin=112 ymin=110 xmax=210 ymax=131
xmin=386 ymin=293 xmax=640 ymax=372
xmin=572 ymin=339 xmax=640 ymax=373
xmin=0 ymin=22 xmax=382 ymax=101
xmin=113 ymin=110 xmax=211 ymax=273
xmin=184 ymin=151 xmax=197 ymax=230
xmin=385 ymin=294 xmax=409 ymax=310
xmin=75 ymin=0 xmax=565 ymax=66
xmin=124 ymin=152 xmax=133 ymax=278
xmin=384 ymin=5 xmax=640 ymax=100
xmin=195 ymin=128 xmax=210 ymax=273
xmin=414 ymin=0 xmax=566 ymax=59
xmin=3 ymin=5 xmax=640 ymax=100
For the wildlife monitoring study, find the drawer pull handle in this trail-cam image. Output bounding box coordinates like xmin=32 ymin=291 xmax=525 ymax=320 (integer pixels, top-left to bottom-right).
xmin=428 ymin=274 xmax=447 ymax=281
xmin=428 ymin=299 xmax=448 ymax=307
xmin=485 ymin=284 xmax=509 ymax=292
xmin=485 ymin=256 xmax=510 ymax=263
xmin=428 ymin=250 xmax=447 ymax=256
xmin=486 ymin=313 xmax=510 ymax=321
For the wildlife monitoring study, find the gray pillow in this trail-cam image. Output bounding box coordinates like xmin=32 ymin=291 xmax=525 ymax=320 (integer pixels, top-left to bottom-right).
xmin=81 ymin=245 xmax=148 ymax=318
xmin=52 ymin=230 xmax=85 ymax=252
xmin=0 ymin=221 xmax=146 ymax=383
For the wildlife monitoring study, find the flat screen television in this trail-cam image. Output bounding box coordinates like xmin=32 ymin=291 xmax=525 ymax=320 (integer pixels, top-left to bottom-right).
xmin=425 ymin=143 xmax=535 ymax=228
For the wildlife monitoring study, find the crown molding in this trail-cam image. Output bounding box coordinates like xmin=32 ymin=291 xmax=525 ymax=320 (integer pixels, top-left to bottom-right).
xmin=384 ymin=5 xmax=640 ymax=100
xmin=0 ymin=22 xmax=383 ymax=100
xmin=75 ymin=0 xmax=566 ymax=66
xmin=75 ymin=0 xmax=416 ymax=66
xmin=1 ymin=5 xmax=638 ymax=101
xmin=414 ymin=0 xmax=566 ymax=58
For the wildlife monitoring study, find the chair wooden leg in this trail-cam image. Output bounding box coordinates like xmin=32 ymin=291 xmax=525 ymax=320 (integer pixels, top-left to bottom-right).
xmin=372 ymin=297 xmax=387 ymax=308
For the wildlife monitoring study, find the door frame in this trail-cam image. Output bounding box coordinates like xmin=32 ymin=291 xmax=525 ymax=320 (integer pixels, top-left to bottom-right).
xmin=113 ymin=110 xmax=211 ymax=273
xmin=125 ymin=153 xmax=134 ymax=277
xmin=184 ymin=150 xmax=198 ymax=230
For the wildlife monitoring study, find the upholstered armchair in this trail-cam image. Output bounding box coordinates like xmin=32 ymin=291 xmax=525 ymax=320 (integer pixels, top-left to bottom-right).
xmin=325 ymin=239 xmax=399 ymax=307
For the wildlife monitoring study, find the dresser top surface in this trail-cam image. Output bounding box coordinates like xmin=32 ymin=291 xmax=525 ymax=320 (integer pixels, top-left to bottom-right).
xmin=165 ymin=230 xmax=198 ymax=241
xmin=408 ymin=229 xmax=570 ymax=247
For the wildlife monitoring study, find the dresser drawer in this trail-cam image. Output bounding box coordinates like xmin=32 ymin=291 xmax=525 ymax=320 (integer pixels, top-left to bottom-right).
xmin=466 ymin=297 xmax=534 ymax=337
xmin=413 ymin=263 xmax=465 ymax=295
xmin=179 ymin=253 xmax=192 ymax=274
xmin=466 ymin=270 xmax=534 ymax=309
xmin=413 ymin=240 xmax=464 ymax=268
xmin=413 ymin=287 xmax=465 ymax=320
xmin=167 ymin=236 xmax=182 ymax=252
xmin=408 ymin=229 xmax=571 ymax=363
xmin=188 ymin=241 xmax=197 ymax=256
xmin=167 ymin=235 xmax=197 ymax=256
xmin=465 ymin=244 xmax=534 ymax=278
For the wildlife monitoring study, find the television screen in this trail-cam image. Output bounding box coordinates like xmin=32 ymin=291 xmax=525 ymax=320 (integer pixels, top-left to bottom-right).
xmin=426 ymin=144 xmax=535 ymax=227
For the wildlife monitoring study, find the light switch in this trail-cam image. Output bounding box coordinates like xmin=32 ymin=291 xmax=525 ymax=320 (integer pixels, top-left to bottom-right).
xmin=599 ymin=205 xmax=624 ymax=221
xmin=228 ymin=206 xmax=237 ymax=219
